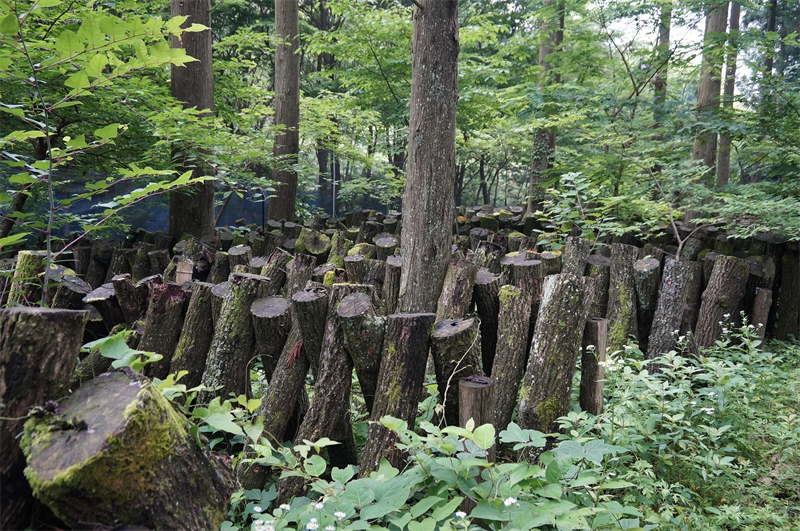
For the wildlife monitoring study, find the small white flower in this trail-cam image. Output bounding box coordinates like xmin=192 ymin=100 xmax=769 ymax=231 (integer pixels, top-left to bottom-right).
xmin=690 ymin=401 xmax=697 ymax=405
xmin=265 ymin=526 xmax=274 ymax=531
xmin=678 ymin=336 xmax=685 ymax=343
xmin=701 ymin=407 xmax=715 ymax=414
xmin=254 ymin=520 xmax=264 ymax=526
xmin=455 ymin=511 xmax=467 ymax=519
xmin=708 ymin=391 xmax=715 ymax=396
xmin=722 ymin=328 xmax=729 ymax=334
xmin=279 ymin=504 xmax=291 ymax=511
xmin=503 ymin=497 xmax=517 ymax=507
xmin=253 ymin=506 xmax=263 ymax=513
xmin=334 ymin=511 xmax=346 ymax=520
xmin=325 ymin=527 xmax=336 ymax=531
xmin=313 ymin=502 xmax=325 ymax=510
xmin=723 ymin=313 xmax=730 ymax=318
xmin=254 ymin=525 xmax=265 ymax=531
xmin=307 ymin=517 xmax=319 ymax=530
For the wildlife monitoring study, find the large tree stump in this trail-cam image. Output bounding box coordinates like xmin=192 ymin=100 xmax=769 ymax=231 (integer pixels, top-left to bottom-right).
xmin=7 ymin=250 xmax=46 ymax=306
xmin=492 ymin=285 xmax=533 ymax=432
xmin=338 ymin=292 xmax=386 ymax=415
xmin=579 ymin=317 xmax=608 ymax=415
xmin=139 ymin=283 xmax=190 ymax=380
xmin=170 ymin=281 xmax=216 ymax=389
xmin=562 ymin=237 xmax=593 ymax=276
xmin=383 ymin=255 xmax=403 ymax=315
xmin=606 ymin=243 xmax=639 ymax=353
xmin=633 ymin=258 xmax=661 ymax=352
xmin=436 ymin=258 xmax=479 ymax=320
xmin=21 ymin=369 xmax=232 ymax=530
xmin=251 ymin=296 xmax=292 ymax=380
xmin=585 ymin=254 xmax=611 ymax=318
xmin=1 ymin=308 xmax=89 ymax=531
xmin=694 ymin=255 xmax=750 ymax=349
xmin=472 ymin=268 xmax=502 ymax=376
xmin=518 ymin=273 xmax=594 ymax=459
xmin=201 ymin=273 xmax=272 ymax=401
xmin=360 ymin=313 xmax=436 ymax=477
xmin=291 ymin=286 xmax=329 ymax=377
xmin=646 ymin=259 xmax=695 ymax=360
xmin=296 ymin=228 xmax=331 ymax=263
xmin=431 ymin=317 xmax=483 ymax=427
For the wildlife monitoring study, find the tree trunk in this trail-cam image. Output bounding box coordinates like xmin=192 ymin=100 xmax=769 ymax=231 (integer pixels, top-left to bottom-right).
xmin=170 ymin=281 xmax=216 ymax=389
xmin=398 ymin=0 xmax=459 ymax=314
xmin=140 ymin=283 xmax=190 ymax=380
xmin=633 ymin=257 xmax=662 ymax=353
xmin=291 ymin=286 xmax=329 ymax=378
xmin=228 ymin=244 xmax=253 ymax=272
xmin=383 ymin=255 xmax=403 ymax=315
xmin=518 ymin=273 xmax=593 ymax=460
xmin=579 ymin=317 xmax=607 ymax=415
xmin=606 ymin=243 xmax=639 ymax=353
xmin=269 ymin=0 xmax=301 ymax=221
xmin=473 ymin=268 xmax=502 ymax=376
xmin=692 ymin=1 xmax=729 ymax=171
xmin=285 ymin=254 xmax=317 ymax=299
xmin=259 ymin=248 xmax=293 ymax=295
xmin=492 ymin=285 xmax=534 ymax=431
xmin=716 ymin=2 xmax=740 ymax=185
xmin=21 ymin=368 xmax=232 ymax=530
xmin=0 ymin=308 xmax=89 ymax=531
xmin=169 ymin=0 xmax=216 ymax=239
xmin=585 ymin=254 xmax=611 ymax=318
xmin=360 ymin=313 xmax=436 ymax=476
xmin=652 ymin=1 xmax=672 ymax=131
xmin=460 ymin=376 xmax=495 ymax=461
xmin=751 ymin=288 xmax=772 ymax=340
xmin=436 ymin=258 xmax=479 ymax=320
xmin=85 ymin=238 xmax=118 ymax=289
xmin=208 ymin=251 xmax=230 ymax=284
xmin=431 ymin=317 xmax=483 ymax=427
xmin=679 ymin=260 xmax=704 ymax=336
xmin=111 ymin=273 xmax=141 ymax=325
xmin=251 ymin=296 xmax=292 ymax=381
xmin=562 ymin=236 xmax=593 ymax=276
xmin=646 ymin=258 xmax=694 ymax=359
xmin=694 ymin=254 xmax=750 ymax=349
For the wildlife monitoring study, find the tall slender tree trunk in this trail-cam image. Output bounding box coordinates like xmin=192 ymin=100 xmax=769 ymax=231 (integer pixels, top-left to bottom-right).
xmin=692 ymin=2 xmax=729 ymax=172
xmin=716 ymin=2 xmax=740 ymax=186
xmin=652 ymin=1 xmax=672 ymax=132
xmin=169 ymin=0 xmax=215 ymax=239
xmin=526 ymin=1 xmax=564 ymax=215
xmin=398 ymin=0 xmax=459 ymax=314
xmin=269 ymin=0 xmax=301 ymax=221
xmin=478 ymin=154 xmax=489 ymax=205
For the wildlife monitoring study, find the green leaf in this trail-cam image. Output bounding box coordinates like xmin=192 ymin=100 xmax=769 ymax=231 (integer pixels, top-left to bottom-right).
xmin=341 ymin=481 xmax=375 ymax=508
xmin=37 ymin=0 xmax=63 ymax=7
xmin=64 ymin=71 xmax=90 ymax=91
xmin=332 ymin=465 xmax=355 ymax=484
xmin=94 ymin=123 xmax=120 ymax=140
xmin=545 ymin=459 xmax=562 ymax=483
xmin=204 ymin=413 xmax=245 ymax=437
xmin=0 ymin=232 xmax=29 ymax=247
xmin=473 ymin=424 xmax=495 ymax=450
xmin=360 ymin=486 xmax=409 ymax=520
xmin=86 ymin=53 xmax=108 ymax=78
xmin=9 ymin=173 xmax=36 ymax=185
xmin=184 ymin=23 xmax=210 ymax=32
xmin=431 ymin=496 xmax=464 ymax=521
xmin=469 ymin=500 xmax=507 ymax=521
xmin=55 ymin=29 xmax=84 ymax=54
xmin=304 ymin=454 xmax=327 ymax=477
xmin=410 ymin=496 xmax=445 ymax=518
xmin=0 ymin=13 xmax=19 ymax=35
xmin=0 ymin=105 xmax=24 ymax=118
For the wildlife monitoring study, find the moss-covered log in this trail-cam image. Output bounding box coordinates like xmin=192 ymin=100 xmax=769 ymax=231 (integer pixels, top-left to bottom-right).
xmin=694 ymin=255 xmax=750 ymax=349
xmin=140 ymin=283 xmax=190 ymax=380
xmin=585 ymin=254 xmax=610 ymax=318
xmin=646 ymin=258 xmax=695 ymax=360
xmin=633 ymin=258 xmax=661 ymax=353
xmin=473 ymin=268 xmax=502 ymax=376
xmin=338 ymin=292 xmax=386 ymax=415
xmin=364 ymin=258 xmax=386 ymax=300
xmin=252 ymin=296 xmax=292 ymax=380
xmin=7 ymin=250 xmax=46 ymax=306
xmin=71 ymin=244 xmax=92 ymax=278
xmin=327 ymin=231 xmax=352 ymax=269
xmin=201 ymin=273 xmax=272 ymax=401
xmin=21 ymin=369 xmax=232 ymax=530
xmin=579 ymin=317 xmax=607 ymax=415
xmin=492 ymin=285 xmax=533 ymax=432
xmin=562 ymin=237 xmax=593 ymax=276
xmin=606 ymin=243 xmax=639 ymax=352
xmin=360 ymin=313 xmax=436 ymax=477
xmin=518 ymin=273 xmax=594 ymax=460
xmin=208 ymin=251 xmax=230 ymax=284
xmin=134 ymin=274 xmax=163 ymax=319
xmin=436 ymin=258 xmax=479 ymax=321
xmin=0 ymin=308 xmax=89 ymax=531
xmin=296 ymin=228 xmax=331 ymax=263
xmin=170 ymin=281 xmax=216 ymax=389
xmin=475 ymin=241 xmax=504 ymax=273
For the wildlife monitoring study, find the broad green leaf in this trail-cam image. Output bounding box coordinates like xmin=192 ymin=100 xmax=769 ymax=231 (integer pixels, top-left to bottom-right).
xmin=545 ymin=459 xmax=562 ymax=483
xmin=78 ymin=19 xmax=105 ymax=48
xmin=360 ymin=486 xmax=409 ymax=520
xmin=469 ymin=500 xmax=507 ymax=521
xmin=431 ymin=496 xmax=464 ymax=521
xmin=473 ymin=424 xmax=495 ymax=450
xmin=184 ymin=23 xmax=210 ymax=32
xmin=65 ymin=135 xmax=88 ymax=149
xmin=242 ymin=420 xmax=263 ymax=443
xmin=37 ymin=0 xmax=63 ymax=7
xmin=410 ymin=496 xmax=444 ymax=518
xmin=0 ymin=232 xmax=29 ymax=247
xmin=342 ymin=481 xmax=375 ymax=508
xmin=51 ymin=101 xmax=83 ymax=110
xmin=0 ymin=13 xmax=19 ymax=35
xmin=9 ymin=172 xmax=36 ymax=185
xmin=204 ymin=413 xmax=245 ymax=436
xmin=55 ymin=29 xmax=84 ymax=54
xmin=0 ymin=105 xmax=24 ymax=118
xmin=304 ymin=454 xmax=327 ymax=477
xmin=86 ymin=53 xmax=108 ymax=77
xmin=332 ymin=465 xmax=355 ymax=484
xmin=64 ymin=71 xmax=90 ymax=91
xmin=94 ymin=123 xmax=120 ymax=140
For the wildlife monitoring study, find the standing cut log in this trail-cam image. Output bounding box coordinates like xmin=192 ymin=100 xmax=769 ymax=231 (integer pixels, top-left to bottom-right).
xmin=170 ymin=281 xmax=216 ymax=389
xmin=472 ymin=268 xmax=502 ymax=376
xmin=633 ymin=258 xmax=661 ymax=352
xmin=774 ymin=245 xmax=800 ymax=340
xmin=338 ymin=292 xmax=386 ymax=415
xmin=383 ymin=255 xmax=403 ymax=315
xmin=751 ymin=288 xmax=772 ymax=340
xmin=646 ymin=259 xmax=695 ymax=360
xmin=140 ymin=283 xmax=190 ymax=380
xmin=679 ymin=260 xmax=704 ymax=336
xmin=360 ymin=313 xmax=436 ymax=476
xmin=104 ymin=248 xmax=137 ymax=283
xmin=85 ymin=238 xmax=118 ymax=289
xmin=210 ymin=281 xmax=228 ymax=326
xmin=132 ymin=242 xmax=155 ymax=281
xmin=296 ymin=229 xmax=331 ymax=263
xmin=21 ymin=369 xmax=232 ymax=530
xmin=518 ymin=273 xmax=594 ymax=459
xmin=375 ymin=236 xmax=399 ymax=261
xmin=51 ymin=275 xmax=92 ymax=310
xmin=460 ymin=376 xmax=496 ymax=462
xmin=606 ymin=243 xmax=639 ymax=352
xmin=200 ymin=273 xmax=271 ymax=401
xmin=208 ymin=251 xmax=230 ymax=285
xmin=83 ymin=283 xmax=125 ymax=332
xmin=259 ymin=248 xmax=293 ymax=295
xmin=436 ymin=258 xmax=479 ymax=320
xmin=148 ymin=249 xmax=171 ymax=276
xmin=1 ymin=308 xmax=89 ymax=531
xmin=562 ymin=237 xmax=593 ymax=276
xmin=7 ymin=250 xmax=46 ymax=306
xmin=112 ymin=273 xmax=141 ymax=325
xmin=285 ymin=254 xmax=317 ymax=299
xmin=344 ymin=255 xmax=367 ymax=284
xmin=585 ymin=254 xmax=611 ymax=318
xmin=228 ymin=245 xmax=252 ymax=272
xmin=579 ymin=317 xmax=607 ymax=415
xmin=251 ymin=296 xmax=292 ymax=380
xmin=291 ymin=286 xmax=329 ymax=377
xmin=492 ymin=285 xmax=533 ymax=432
xmin=694 ymin=255 xmax=750 ymax=349
xmin=431 ymin=317 xmax=483 ymax=427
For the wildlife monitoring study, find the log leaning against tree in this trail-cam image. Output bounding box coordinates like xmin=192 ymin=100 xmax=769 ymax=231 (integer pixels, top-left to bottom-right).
xmin=694 ymin=255 xmax=750 ymax=349
xmin=646 ymin=258 xmax=695 ymax=361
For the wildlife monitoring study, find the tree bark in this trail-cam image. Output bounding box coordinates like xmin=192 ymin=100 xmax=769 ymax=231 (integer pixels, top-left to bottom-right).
xmin=7 ymin=250 xmax=46 ymax=306
xmin=398 ymin=0 xmax=459 ymax=314
xmin=774 ymin=246 xmax=799 ymax=340
xmin=251 ymin=296 xmax=292 ymax=381
xmin=51 ymin=275 xmax=91 ymax=310
xmin=633 ymin=257 xmax=661 ymax=352
xmin=21 ymin=368 xmax=232 ymax=530
xmin=562 ymin=236 xmax=593 ymax=276
xmin=436 ymin=258 xmax=479 ymax=320
xmin=360 ymin=313 xmax=436 ymax=477
xmin=694 ymin=254 xmax=750 ymax=349
xmin=751 ymin=288 xmax=772 ymax=340
xmin=383 ymin=255 xmax=403 ymax=315
xmin=579 ymin=317 xmax=607 ymax=415
xmin=460 ymin=376 xmax=495 ymax=462
xmin=473 ymin=268 xmax=502 ymax=376
xmin=585 ymin=254 xmax=611 ymax=318
xmin=104 ymin=248 xmax=137 ymax=284
xmin=285 ymin=254 xmax=317 ymax=299
xmin=646 ymin=258 xmax=694 ymax=359
xmin=653 ymin=1 xmax=672 ymax=131
xmin=83 ymin=283 xmax=125 ymax=333
xmin=85 ymin=238 xmax=118 ymax=289
xmin=269 ymin=0 xmax=301 ymax=221
xmin=1 ymin=308 xmax=89 ymax=531
xmin=431 ymin=317 xmax=483 ymax=427
xmin=170 ymin=281 xmax=216 ymax=389
xmin=679 ymin=260 xmax=704 ymax=336
xmin=291 ymin=286 xmax=329 ymax=378
xmin=606 ymin=243 xmax=639 ymax=352
xmin=170 ymin=0 xmax=216 ymax=239
xmin=140 ymin=283 xmax=190 ymax=380
xmin=716 ymin=2 xmax=740 ymax=185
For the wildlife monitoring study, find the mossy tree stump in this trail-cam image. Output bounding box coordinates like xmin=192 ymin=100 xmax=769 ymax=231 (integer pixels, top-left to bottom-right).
xmin=291 ymin=286 xmax=329 ymax=377
xmin=1 ymin=308 xmax=89 ymax=531
xmin=7 ymin=250 xmax=46 ymax=306
xmin=21 ymin=369 xmax=232 ymax=530
xmin=518 ymin=273 xmax=594 ymax=460
xmin=606 ymin=243 xmax=639 ymax=353
xmin=170 ymin=281 xmax=216 ymax=389
xmin=296 ymin=228 xmax=331 ymax=263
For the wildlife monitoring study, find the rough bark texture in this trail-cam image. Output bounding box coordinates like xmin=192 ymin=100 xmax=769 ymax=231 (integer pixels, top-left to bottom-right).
xmin=460 ymin=376 xmax=496 ymax=462
xmin=51 ymin=275 xmax=92 ymax=310
xmin=338 ymin=292 xmax=386 ymax=415
xmin=518 ymin=273 xmax=593 ymax=459
xmin=83 ymin=283 xmax=125 ymax=332
xmin=492 ymin=285 xmax=534 ymax=432
xmin=291 ymin=286 xmax=329 ymax=377
xmin=606 ymin=243 xmax=639 ymax=352
xmin=0 ymin=308 xmax=89 ymax=531
xmin=148 ymin=249 xmax=171 ymax=277
xmin=436 ymin=258 xmax=479 ymax=321
xmin=296 ymin=229 xmax=331 ymax=263
xmin=473 ymin=268 xmax=502 ymax=376
xmin=112 ymin=273 xmax=141 ymax=325
xmin=679 ymin=260 xmax=704 ymax=336
xmin=344 ymin=254 xmax=367 ymax=284
xmin=383 ymin=255 xmax=403 ymax=315
xmin=131 ymin=242 xmax=155 ymax=281
xmin=269 ymin=0 xmax=300 ymax=221
xmin=579 ymin=317 xmax=607 ymax=415
xmin=585 ymin=254 xmax=611 ymax=318
xmin=139 ymin=283 xmax=190 ymax=380
xmin=360 ymin=313 xmax=436 ymax=477
xmin=716 ymin=2 xmax=740 ymax=185
xmin=633 ymin=258 xmax=662 ymax=352
xmin=251 ymin=296 xmax=292 ymax=381
xmin=228 ymin=245 xmax=253 ymax=272
xmin=21 ymin=369 xmax=232 ymax=530
xmin=170 ymin=281 xmax=216 ymax=389
xmin=751 ymin=288 xmax=772 ymax=340
xmin=208 ymin=251 xmax=230 ymax=284
xmin=398 ymin=0 xmax=459 ymax=314
xmin=431 ymin=317 xmax=483 ymax=427
xmin=259 ymin=248 xmax=294 ymax=296
xmin=170 ymin=0 xmax=216 ymax=239
xmin=201 ymin=273 xmax=271 ymax=401
xmin=104 ymin=248 xmax=137 ymax=284
xmin=562 ymin=237 xmax=593 ymax=276
xmin=7 ymin=250 xmax=46 ymax=306
xmin=694 ymin=255 xmax=750 ymax=348
xmin=774 ymin=246 xmax=799 ymax=340
xmin=285 ymin=254 xmax=317 ymax=299
xmin=646 ymin=259 xmax=695 ymax=359
xmin=85 ymin=238 xmax=118 ymax=289
xmin=375 ymin=236 xmax=399 ymax=261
